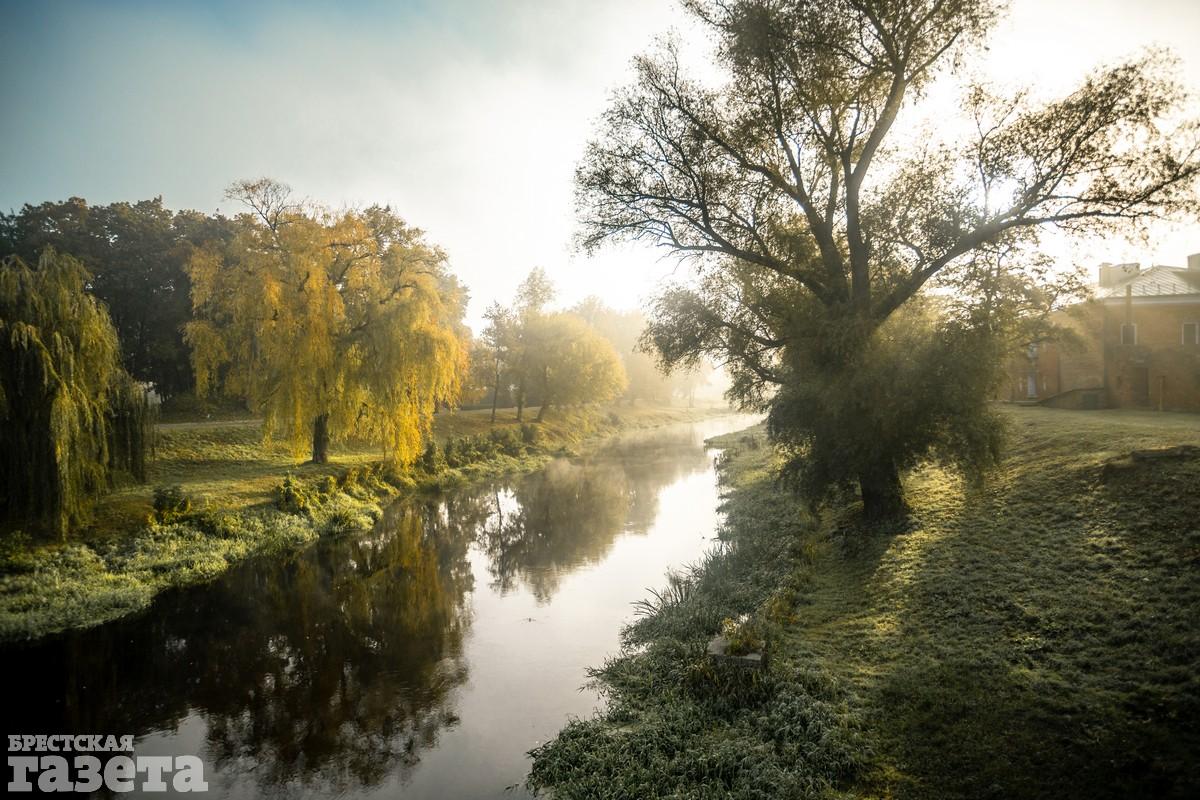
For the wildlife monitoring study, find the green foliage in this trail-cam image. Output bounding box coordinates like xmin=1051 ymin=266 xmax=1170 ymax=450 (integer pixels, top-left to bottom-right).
xmin=487 ymin=426 xmax=524 ymax=456
xmin=720 ymin=615 xmax=765 ymax=656
xmin=768 ymin=305 xmax=1007 ymax=514
xmin=442 ymin=430 xmax=528 ymax=469
xmin=417 ymin=441 xmax=447 ymax=475
xmin=152 ymin=485 xmax=193 ymax=523
xmin=0 ymin=197 xmax=235 ymax=395
xmin=1 ymin=250 xmax=151 ymax=538
xmin=520 ymin=423 xmax=540 ymax=446
xmin=273 ymin=474 xmax=311 ymax=515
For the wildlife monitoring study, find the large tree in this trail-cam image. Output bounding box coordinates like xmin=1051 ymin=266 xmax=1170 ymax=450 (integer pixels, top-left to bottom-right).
xmin=0 ymin=197 xmax=233 ymax=396
xmin=578 ymin=0 xmax=1200 ymax=517
xmin=1 ymin=250 xmax=151 ymax=538
xmin=525 ymin=313 xmax=628 ymax=421
xmin=572 ymin=298 xmax=683 ymax=405
xmin=186 ymin=180 xmax=466 ymax=464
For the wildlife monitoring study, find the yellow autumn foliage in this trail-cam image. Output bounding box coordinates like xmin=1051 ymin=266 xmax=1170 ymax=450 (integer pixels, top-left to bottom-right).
xmin=185 ymin=181 xmax=466 ymax=465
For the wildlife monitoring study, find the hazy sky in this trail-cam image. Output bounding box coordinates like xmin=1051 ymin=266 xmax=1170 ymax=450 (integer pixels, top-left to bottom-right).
xmin=2 ymin=0 xmax=1199 ymax=329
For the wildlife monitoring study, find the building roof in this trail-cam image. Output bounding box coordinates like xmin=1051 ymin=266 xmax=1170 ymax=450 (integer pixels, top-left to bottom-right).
xmin=1095 ymin=265 xmax=1200 ymax=299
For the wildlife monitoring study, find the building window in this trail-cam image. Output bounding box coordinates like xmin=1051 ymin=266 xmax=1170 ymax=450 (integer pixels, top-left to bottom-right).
xmin=1120 ymin=323 xmax=1137 ymax=346
xmin=1184 ymin=322 xmax=1199 ymax=345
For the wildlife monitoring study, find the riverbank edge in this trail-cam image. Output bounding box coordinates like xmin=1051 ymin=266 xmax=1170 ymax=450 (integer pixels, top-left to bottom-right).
xmin=527 ymin=408 xmax=1200 ymax=799
xmin=0 ymin=405 xmax=732 ymax=643
xmin=526 ymin=423 xmax=867 ymax=798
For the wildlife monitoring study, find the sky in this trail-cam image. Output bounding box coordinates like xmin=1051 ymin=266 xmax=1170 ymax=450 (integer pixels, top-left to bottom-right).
xmin=2 ymin=0 xmax=1199 ymax=331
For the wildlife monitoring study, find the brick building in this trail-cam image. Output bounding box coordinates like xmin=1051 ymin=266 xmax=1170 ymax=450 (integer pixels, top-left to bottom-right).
xmin=1005 ymin=253 xmax=1200 ymax=412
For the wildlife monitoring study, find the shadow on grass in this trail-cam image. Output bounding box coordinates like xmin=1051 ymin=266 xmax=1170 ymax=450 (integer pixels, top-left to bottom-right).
xmin=791 ymin=410 xmax=1200 ymax=799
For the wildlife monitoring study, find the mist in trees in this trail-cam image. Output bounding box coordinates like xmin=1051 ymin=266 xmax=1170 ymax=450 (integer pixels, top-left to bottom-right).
xmin=578 ymin=0 xmax=1200 ymax=518
xmin=186 ymin=179 xmax=468 ymax=465
xmin=0 ymin=251 xmax=152 ymax=538
xmin=473 ymin=269 xmax=628 ymax=421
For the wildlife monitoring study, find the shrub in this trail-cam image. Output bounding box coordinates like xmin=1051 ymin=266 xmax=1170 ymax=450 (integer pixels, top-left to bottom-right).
xmin=152 ymin=485 xmax=193 ymax=523
xmin=418 ymin=440 xmax=448 ymax=474
xmin=274 ymin=474 xmax=311 ymax=515
xmin=488 ymin=427 xmax=524 ymax=456
xmin=520 ymin=423 xmax=541 ymax=447
xmin=721 ymin=614 xmax=766 ymax=655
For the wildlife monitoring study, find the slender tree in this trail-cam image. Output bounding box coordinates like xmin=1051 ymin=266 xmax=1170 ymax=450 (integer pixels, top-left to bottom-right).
xmin=578 ymin=0 xmax=1200 ymax=517
xmin=186 ymin=180 xmax=466 ymax=464
xmin=480 ymin=302 xmax=517 ymax=422
xmin=511 ymin=268 xmax=555 ymax=421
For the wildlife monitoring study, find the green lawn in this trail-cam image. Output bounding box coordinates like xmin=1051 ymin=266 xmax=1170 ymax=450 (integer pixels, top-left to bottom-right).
xmin=793 ymin=406 xmax=1200 ymax=799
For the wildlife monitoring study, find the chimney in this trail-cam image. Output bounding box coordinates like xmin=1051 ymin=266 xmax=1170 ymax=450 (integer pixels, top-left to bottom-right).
xmin=1188 ymin=252 xmax=1200 ymax=271
xmin=1098 ymin=262 xmax=1140 ymax=288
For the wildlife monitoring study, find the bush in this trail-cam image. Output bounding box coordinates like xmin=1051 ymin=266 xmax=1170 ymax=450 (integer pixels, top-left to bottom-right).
xmin=520 ymin=423 xmax=541 ymax=447
xmin=488 ymin=427 xmax=524 ymax=456
xmin=152 ymin=485 xmax=193 ymax=523
xmin=418 ymin=440 xmax=448 ymax=474
xmin=273 ymin=474 xmax=311 ymax=515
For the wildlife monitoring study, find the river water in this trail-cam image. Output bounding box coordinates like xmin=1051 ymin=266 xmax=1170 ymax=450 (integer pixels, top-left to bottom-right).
xmin=5 ymin=414 xmax=758 ymax=798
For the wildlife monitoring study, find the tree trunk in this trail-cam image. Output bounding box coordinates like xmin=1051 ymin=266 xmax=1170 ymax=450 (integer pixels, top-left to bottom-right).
xmin=490 ymin=361 xmax=501 ymax=423
xmin=535 ymin=366 xmax=550 ymax=422
xmin=312 ymin=413 xmax=330 ymax=464
xmin=858 ymin=458 xmax=905 ymax=520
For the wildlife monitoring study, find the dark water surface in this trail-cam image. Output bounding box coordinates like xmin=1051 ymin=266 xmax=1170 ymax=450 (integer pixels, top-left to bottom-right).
xmin=5 ymin=414 xmax=758 ymax=798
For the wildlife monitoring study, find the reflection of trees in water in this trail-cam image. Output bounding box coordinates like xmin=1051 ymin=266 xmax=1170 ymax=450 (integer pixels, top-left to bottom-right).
xmin=475 ymin=460 xmax=631 ymax=602
xmin=198 ymin=505 xmax=474 ymax=793
xmin=472 ymin=429 xmax=715 ymax=602
xmin=4 ymin=422 xmax=727 ymax=796
xmin=7 ymin=503 xmax=475 ymax=797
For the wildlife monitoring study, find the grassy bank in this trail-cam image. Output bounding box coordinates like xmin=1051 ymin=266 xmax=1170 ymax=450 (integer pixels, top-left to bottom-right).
xmin=0 ymin=403 xmax=726 ymax=642
xmin=529 ymin=406 xmax=1200 ymax=799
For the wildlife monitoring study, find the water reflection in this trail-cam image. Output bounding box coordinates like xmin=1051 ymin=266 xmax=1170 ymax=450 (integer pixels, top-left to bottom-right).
xmin=475 ymin=461 xmax=631 ymax=601
xmin=3 ymin=414 xmax=756 ymax=798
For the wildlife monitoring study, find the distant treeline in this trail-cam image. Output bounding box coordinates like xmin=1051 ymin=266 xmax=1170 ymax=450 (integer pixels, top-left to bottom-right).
xmin=1 ymin=196 xmax=232 ymax=396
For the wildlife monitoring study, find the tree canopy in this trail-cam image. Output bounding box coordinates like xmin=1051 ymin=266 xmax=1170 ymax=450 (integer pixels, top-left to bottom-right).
xmin=186 ymin=179 xmax=467 ymax=464
xmin=525 ymin=312 xmax=628 ymax=421
xmin=579 ymin=0 xmax=1200 ymax=517
xmin=1 ymin=197 xmax=234 ymax=396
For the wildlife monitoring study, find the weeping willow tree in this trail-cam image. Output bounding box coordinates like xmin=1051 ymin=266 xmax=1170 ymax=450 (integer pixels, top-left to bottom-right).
xmin=186 ymin=179 xmax=466 ymax=465
xmin=1 ymin=250 xmax=152 ymax=538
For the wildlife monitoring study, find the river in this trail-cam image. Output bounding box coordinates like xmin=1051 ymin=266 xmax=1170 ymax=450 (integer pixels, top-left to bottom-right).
xmin=4 ymin=413 xmax=759 ymax=798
